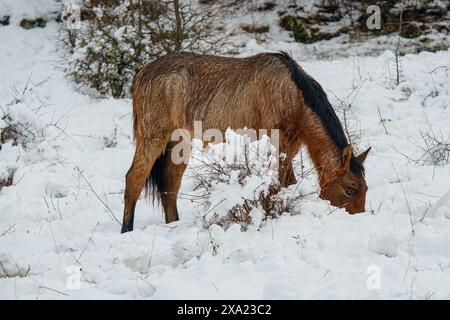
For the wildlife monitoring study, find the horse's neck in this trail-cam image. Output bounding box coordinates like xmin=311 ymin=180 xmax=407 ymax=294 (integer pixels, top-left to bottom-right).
xmin=301 ymin=110 xmax=341 ymax=186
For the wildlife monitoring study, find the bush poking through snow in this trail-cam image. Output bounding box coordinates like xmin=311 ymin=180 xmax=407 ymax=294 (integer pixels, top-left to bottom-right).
xmin=191 ymin=130 xmax=293 ymax=230
xmin=0 ymin=122 xmax=20 ymax=146
xmin=0 ymin=169 xmax=15 ymax=191
xmin=330 ymin=84 xmax=364 ymax=148
xmin=0 ymin=81 xmax=49 ymax=148
xmin=416 ymin=130 xmax=450 ymax=167
xmin=61 ymin=0 xmax=224 ymax=98
xmin=278 ymin=1 xmax=449 ymax=49
xmin=222 ymin=183 xmax=290 ymax=230
xmin=20 ymin=17 xmax=46 ymax=29
xmin=0 ymin=111 xmax=44 ymax=148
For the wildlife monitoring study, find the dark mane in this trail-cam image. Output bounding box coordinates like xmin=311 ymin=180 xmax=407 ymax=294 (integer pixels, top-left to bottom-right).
xmin=272 ymin=51 xmax=364 ymax=176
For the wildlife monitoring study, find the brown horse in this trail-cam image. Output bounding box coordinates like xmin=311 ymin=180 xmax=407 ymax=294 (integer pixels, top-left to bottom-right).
xmin=121 ymin=51 xmax=370 ymax=233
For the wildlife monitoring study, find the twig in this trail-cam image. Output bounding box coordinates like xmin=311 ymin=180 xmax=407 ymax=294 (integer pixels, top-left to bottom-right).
xmin=74 ymin=222 xmax=100 ymax=265
xmin=391 ymin=164 xmax=414 ymax=234
xmin=38 ymin=286 xmax=69 ymax=296
xmin=14 ymin=278 xmax=18 ymax=300
xmin=74 ymin=167 xmax=122 ymax=226
xmin=394 ymin=2 xmax=404 ymax=86
xmin=143 ymin=227 xmax=157 ymax=278
xmin=74 ymin=167 xmax=140 ymax=246
xmin=418 ymin=202 xmax=431 ymax=224
xmin=204 ymin=198 xmax=226 ymax=217
xmin=1 ymin=223 xmax=16 ymax=237
xmin=43 ymin=196 xmax=63 ymax=264
xmin=377 ymin=106 xmax=389 ymax=135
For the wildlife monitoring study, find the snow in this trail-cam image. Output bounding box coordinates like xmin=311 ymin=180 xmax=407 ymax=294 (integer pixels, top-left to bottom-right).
xmin=1 ymin=8 xmax=450 ymax=299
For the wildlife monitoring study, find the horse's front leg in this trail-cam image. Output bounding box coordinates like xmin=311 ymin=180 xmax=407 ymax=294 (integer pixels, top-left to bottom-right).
xmin=277 ymin=133 xmax=301 ymax=188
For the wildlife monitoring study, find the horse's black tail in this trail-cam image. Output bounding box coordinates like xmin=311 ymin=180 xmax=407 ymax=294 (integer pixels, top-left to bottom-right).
xmin=145 ymin=152 xmax=165 ymax=204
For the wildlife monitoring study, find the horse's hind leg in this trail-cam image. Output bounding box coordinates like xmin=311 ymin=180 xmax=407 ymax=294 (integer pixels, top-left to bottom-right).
xmin=122 ymin=142 xmax=166 ymax=233
xmin=159 ymin=142 xmax=188 ymax=223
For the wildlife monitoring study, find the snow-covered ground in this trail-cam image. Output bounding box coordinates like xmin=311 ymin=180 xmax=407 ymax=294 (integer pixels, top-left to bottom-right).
xmin=1 ymin=7 xmax=450 ymax=299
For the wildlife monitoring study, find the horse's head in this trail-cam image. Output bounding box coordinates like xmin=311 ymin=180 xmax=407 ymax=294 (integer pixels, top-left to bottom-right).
xmin=319 ymin=146 xmax=371 ymax=214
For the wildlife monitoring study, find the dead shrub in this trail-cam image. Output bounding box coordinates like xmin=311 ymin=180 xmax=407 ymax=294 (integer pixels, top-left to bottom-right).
xmin=218 ymin=183 xmax=290 ymax=230
xmin=190 ymin=133 xmax=294 ymax=231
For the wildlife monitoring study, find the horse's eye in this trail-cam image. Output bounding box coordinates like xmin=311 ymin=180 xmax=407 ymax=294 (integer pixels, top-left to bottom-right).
xmin=344 ymin=189 xmax=355 ymax=198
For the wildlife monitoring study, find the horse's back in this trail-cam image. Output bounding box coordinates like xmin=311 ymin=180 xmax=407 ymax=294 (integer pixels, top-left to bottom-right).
xmin=136 ymin=52 xmax=286 ymax=83
xmin=133 ymin=52 xmax=296 ymax=132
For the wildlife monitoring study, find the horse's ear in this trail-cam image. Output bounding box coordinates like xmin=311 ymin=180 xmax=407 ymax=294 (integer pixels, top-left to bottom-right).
xmin=339 ymin=145 xmax=353 ymax=174
xmin=356 ymin=147 xmax=371 ymax=164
